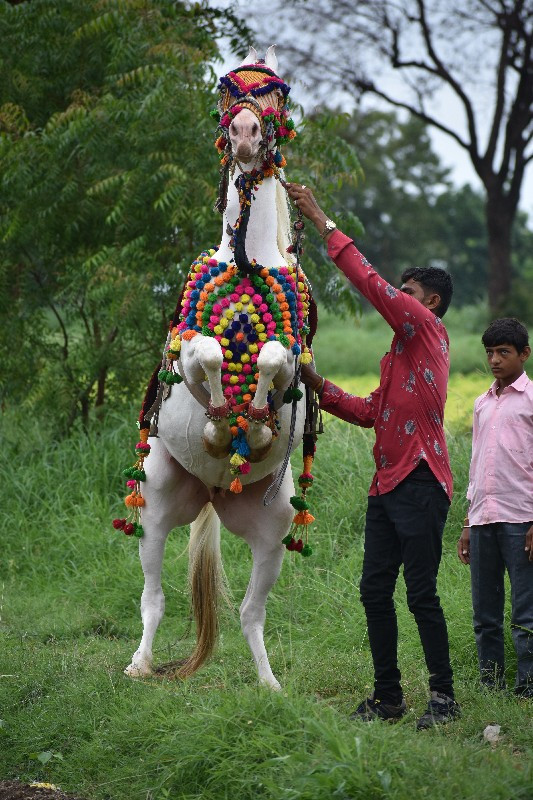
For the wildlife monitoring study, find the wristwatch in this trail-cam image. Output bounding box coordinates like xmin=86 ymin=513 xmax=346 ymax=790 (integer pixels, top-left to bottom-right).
xmin=320 ymin=218 xmax=337 ymax=238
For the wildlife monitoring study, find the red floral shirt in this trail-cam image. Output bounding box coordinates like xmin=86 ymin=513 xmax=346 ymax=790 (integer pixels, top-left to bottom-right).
xmin=320 ymin=230 xmax=453 ymax=500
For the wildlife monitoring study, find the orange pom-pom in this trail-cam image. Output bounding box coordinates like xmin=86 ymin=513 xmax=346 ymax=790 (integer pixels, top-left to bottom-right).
xmin=230 ymin=426 xmax=238 ymax=436
xmin=230 ymin=477 xmax=243 ymax=494
xmin=293 ymin=510 xmax=315 ymax=525
xmin=182 ymin=330 xmax=198 ymax=341
xmin=237 ymin=416 xmax=248 ymax=431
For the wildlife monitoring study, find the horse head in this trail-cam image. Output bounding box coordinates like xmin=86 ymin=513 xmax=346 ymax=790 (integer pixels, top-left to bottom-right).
xmin=215 ymin=45 xmax=296 ymax=175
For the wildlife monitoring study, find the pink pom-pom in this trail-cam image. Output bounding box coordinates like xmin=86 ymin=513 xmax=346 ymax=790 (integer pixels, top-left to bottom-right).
xmin=239 ymin=461 xmax=251 ymax=474
xmin=230 ymin=293 xmax=239 ymax=302
xmin=126 ymin=480 xmax=136 ymax=489
xmin=242 ymin=363 xmax=252 ymax=374
xmin=238 ymin=374 xmax=246 ymax=383
xmin=259 ymin=303 xmax=268 ymax=313
xmin=220 ymin=297 xmax=230 ymax=308
xmin=263 ymin=313 xmax=273 ymax=323
xmin=252 ymin=294 xmax=262 ymax=305
xmin=222 ymin=374 xmax=231 ymax=384
xmin=212 ymin=303 xmax=222 ymax=314
xmin=224 ymin=386 xmax=233 ymax=397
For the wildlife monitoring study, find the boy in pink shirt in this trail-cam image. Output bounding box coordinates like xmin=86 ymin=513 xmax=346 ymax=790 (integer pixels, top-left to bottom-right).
xmin=458 ymin=318 xmax=533 ymax=697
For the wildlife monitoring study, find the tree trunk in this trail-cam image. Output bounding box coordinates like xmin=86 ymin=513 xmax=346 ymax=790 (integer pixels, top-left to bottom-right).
xmin=486 ymin=193 xmax=514 ymax=317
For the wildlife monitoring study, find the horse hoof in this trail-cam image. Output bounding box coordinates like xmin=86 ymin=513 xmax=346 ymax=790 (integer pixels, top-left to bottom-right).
xmin=260 ymin=677 xmax=282 ymax=691
xmin=124 ymin=660 xmax=152 ymax=678
xmin=202 ymin=436 xmax=231 ymax=459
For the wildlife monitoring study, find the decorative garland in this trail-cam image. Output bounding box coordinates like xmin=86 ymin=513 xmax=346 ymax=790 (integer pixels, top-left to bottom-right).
xmin=112 ymin=428 xmax=149 ymax=538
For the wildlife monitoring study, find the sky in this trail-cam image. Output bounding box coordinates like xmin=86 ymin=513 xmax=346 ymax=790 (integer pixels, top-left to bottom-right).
xmin=210 ymin=1 xmax=533 ymax=222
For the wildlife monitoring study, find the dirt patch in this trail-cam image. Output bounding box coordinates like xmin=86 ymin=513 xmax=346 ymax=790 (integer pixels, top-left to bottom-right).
xmin=0 ymin=781 xmax=88 ymax=800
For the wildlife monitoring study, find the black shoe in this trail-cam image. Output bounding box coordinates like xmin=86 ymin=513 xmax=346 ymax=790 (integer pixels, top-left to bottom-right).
xmin=350 ymin=693 xmax=406 ymax=722
xmin=514 ymin=685 xmax=533 ymax=699
xmin=416 ymin=691 xmax=461 ymax=730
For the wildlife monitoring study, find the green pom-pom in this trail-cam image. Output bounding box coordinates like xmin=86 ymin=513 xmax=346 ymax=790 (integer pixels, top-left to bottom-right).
xmin=123 ymin=466 xmax=135 ymax=478
xmin=301 ymin=544 xmax=313 ymax=557
xmin=281 ymin=533 xmax=293 ymax=545
xmin=290 ymin=495 xmax=308 ymax=511
xmin=133 ymin=523 xmax=144 ymax=538
xmin=158 ymin=369 xmax=168 ymax=382
xmin=170 ymin=373 xmax=183 ymax=384
xmin=133 ymin=469 xmax=146 ymax=481
xmin=210 ymin=107 xmax=221 ymax=120
xmin=292 ymin=388 xmax=303 ymax=401
xmin=283 ymin=388 xmax=293 ymax=404
xmin=279 ymin=334 xmax=290 ymax=348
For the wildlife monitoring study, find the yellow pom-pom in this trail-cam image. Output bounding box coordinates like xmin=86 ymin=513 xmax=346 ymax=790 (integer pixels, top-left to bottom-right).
xmin=248 ymin=344 xmax=258 ymax=354
xmin=241 ymin=293 xmax=250 ymax=303
xmin=258 ymin=332 xmax=268 ymax=342
xmin=221 ymin=337 xmax=229 ymax=347
xmin=169 ymin=336 xmax=181 ymax=352
xmin=230 ymin=453 xmax=246 ymax=466
xmin=220 ymin=318 xmax=229 ymax=329
xmin=250 ymin=314 xmax=259 ymax=323
xmin=214 ymin=325 xmax=223 ymax=335
xmin=235 ymin=302 xmax=243 ymax=311
xmin=247 ymin=303 xmax=255 ymax=313
xmin=241 ymin=353 xmax=250 ymax=363
xmin=255 ymin=323 xmax=265 ymax=332
xmin=225 ymin=309 xmax=234 ymax=319
xmin=300 ymin=351 xmax=312 ymax=365
xmin=230 ymin=375 xmax=239 ymax=384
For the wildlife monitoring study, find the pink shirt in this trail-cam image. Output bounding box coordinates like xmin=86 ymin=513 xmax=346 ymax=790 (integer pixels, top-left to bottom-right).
xmin=319 ymin=230 xmax=453 ymax=500
xmin=467 ymin=372 xmax=533 ymax=525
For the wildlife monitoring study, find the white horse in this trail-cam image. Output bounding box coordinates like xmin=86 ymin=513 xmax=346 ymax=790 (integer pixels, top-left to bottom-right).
xmin=122 ymin=47 xmax=315 ymax=690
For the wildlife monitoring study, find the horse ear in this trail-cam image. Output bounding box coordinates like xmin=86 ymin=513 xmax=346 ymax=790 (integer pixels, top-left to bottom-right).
xmin=265 ymin=45 xmax=278 ymax=72
xmin=239 ymin=46 xmax=258 ymax=66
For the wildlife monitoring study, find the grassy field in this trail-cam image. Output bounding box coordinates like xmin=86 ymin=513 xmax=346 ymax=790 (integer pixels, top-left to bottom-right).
xmin=1 ymin=402 xmax=532 ymax=800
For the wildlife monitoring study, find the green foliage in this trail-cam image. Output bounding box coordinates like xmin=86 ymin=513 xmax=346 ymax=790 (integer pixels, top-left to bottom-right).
xmin=1 ymin=409 xmax=532 ymax=799
xmin=327 ymin=109 xmax=533 ymax=309
xmin=0 ymin=0 xmax=247 ymax=430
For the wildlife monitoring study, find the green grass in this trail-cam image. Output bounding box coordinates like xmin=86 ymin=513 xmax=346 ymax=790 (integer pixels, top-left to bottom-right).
xmin=1 ymin=409 xmax=532 ymax=800
xmin=312 ymin=304 xmax=532 ymax=378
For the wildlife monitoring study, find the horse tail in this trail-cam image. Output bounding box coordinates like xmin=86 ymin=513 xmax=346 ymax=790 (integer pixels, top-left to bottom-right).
xmin=177 ymin=502 xmax=226 ymax=678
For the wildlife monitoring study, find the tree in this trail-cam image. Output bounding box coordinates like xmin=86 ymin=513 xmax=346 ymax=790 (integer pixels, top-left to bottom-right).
xmin=254 ymin=0 xmax=533 ymax=316
xmin=0 ymin=0 xmax=248 ymax=429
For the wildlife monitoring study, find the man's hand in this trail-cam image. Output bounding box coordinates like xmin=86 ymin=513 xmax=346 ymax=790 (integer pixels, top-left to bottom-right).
xmin=285 ymin=183 xmax=328 ymax=235
xmin=525 ymin=524 xmax=533 ymax=561
xmin=300 ymin=364 xmax=324 ymax=394
xmin=457 ymin=525 xmax=470 ymax=565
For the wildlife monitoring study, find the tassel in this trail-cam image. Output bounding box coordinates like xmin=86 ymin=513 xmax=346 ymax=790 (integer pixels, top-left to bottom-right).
xmin=230 ymin=477 xmax=243 ymax=494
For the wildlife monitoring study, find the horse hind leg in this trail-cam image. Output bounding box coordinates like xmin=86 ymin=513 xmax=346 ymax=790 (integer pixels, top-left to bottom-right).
xmin=239 ymin=540 xmax=285 ymax=690
xmin=125 ymin=438 xmax=209 ymax=678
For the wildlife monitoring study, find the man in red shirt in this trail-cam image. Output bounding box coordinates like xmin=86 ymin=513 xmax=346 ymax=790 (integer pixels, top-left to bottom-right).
xmin=286 ymin=182 xmax=459 ymax=729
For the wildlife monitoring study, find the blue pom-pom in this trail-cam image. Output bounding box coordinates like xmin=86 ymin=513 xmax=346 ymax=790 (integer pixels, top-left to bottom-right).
xmin=292 ymin=343 xmax=301 ymax=355
xmin=190 ymin=289 xmax=200 ymax=300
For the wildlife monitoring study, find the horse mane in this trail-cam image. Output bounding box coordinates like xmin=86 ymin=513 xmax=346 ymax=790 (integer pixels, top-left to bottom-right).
xmin=275 ymin=173 xmax=295 ymax=266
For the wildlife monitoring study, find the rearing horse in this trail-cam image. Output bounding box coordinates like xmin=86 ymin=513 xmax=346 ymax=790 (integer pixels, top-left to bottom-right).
xmin=121 ymin=47 xmax=317 ymax=690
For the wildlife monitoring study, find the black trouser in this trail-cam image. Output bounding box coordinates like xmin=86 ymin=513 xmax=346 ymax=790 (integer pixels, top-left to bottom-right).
xmin=359 ymin=464 xmax=453 ymax=703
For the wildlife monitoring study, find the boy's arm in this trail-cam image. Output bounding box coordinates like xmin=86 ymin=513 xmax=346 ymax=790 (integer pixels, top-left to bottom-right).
xmin=459 ymin=399 xmax=481 ymax=564
xmin=327 ymin=231 xmax=436 ymax=336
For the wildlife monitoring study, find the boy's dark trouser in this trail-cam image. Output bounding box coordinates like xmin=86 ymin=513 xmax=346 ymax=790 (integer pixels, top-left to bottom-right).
xmin=359 ymin=470 xmax=453 ymax=704
xmin=470 ymin=522 xmax=533 ymax=691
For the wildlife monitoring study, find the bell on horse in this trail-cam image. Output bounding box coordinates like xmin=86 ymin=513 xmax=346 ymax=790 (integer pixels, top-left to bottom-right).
xmin=120 ymin=46 xmax=318 ymax=690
